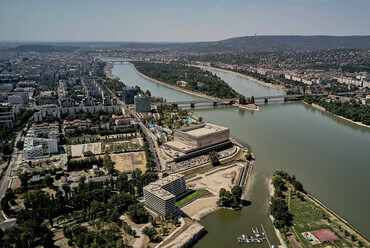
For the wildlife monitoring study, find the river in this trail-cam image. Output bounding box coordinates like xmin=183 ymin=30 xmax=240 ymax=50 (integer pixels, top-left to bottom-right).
xmin=109 ymin=61 xmax=370 ymax=246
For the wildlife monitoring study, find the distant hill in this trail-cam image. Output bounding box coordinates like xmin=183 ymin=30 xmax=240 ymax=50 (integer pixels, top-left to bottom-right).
xmin=6 ymin=44 xmax=79 ymax=53
xmin=117 ymin=35 xmax=370 ymax=52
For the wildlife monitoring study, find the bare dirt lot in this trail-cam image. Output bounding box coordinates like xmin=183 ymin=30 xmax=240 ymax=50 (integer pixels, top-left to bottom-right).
xmin=70 ymin=142 xmax=102 ymax=157
xmin=187 ymin=165 xmax=241 ymax=194
xmin=181 ymin=197 xmax=219 ymax=221
xmin=110 ymin=152 xmax=147 ymax=172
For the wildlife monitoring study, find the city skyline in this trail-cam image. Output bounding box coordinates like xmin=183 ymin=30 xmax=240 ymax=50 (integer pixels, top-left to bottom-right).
xmin=1 ymin=0 xmax=370 ymax=42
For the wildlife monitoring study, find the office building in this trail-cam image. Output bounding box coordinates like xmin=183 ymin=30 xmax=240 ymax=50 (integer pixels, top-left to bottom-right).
xmin=143 ymin=174 xmax=186 ymax=217
xmin=134 ymin=95 xmax=151 ymax=112
xmin=123 ymin=87 xmax=138 ymax=104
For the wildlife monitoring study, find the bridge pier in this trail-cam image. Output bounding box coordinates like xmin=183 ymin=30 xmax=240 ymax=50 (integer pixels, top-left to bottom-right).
xmin=213 ymin=102 xmax=218 ymax=106
xmin=264 ymin=98 xmax=268 ymax=103
xmin=190 ymin=103 xmax=195 ymax=108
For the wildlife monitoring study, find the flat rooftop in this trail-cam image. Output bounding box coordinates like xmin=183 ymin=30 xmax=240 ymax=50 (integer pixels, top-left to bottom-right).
xmin=180 ymin=123 xmax=228 ymax=137
xmin=164 ymin=140 xmax=195 ymax=153
xmin=144 ymin=173 xmax=184 ymax=200
xmin=144 ymin=184 xmax=175 ymax=200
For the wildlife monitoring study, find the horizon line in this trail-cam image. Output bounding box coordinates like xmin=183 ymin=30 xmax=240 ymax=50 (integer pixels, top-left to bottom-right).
xmin=1 ymin=34 xmax=370 ymax=44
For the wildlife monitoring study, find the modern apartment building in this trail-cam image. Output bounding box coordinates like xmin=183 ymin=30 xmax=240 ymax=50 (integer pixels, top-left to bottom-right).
xmin=23 ymin=122 xmax=59 ymax=159
xmin=143 ymin=174 xmax=186 ymax=217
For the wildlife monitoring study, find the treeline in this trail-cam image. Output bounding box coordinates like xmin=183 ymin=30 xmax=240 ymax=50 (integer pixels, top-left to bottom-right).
xmin=270 ymin=170 xmax=304 ymax=231
xmin=104 ymin=78 xmax=126 ymax=95
xmin=133 ymin=61 xmax=240 ymax=99
xmin=304 ymin=95 xmax=370 ymax=125
xmin=218 ymin=185 xmax=242 ymax=208
xmin=66 ymin=156 xmax=104 ymax=171
xmin=1 ymin=169 xmax=158 ymax=247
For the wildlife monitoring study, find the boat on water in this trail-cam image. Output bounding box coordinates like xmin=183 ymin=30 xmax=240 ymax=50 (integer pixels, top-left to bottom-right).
xmin=252 ymin=227 xmax=261 ymax=238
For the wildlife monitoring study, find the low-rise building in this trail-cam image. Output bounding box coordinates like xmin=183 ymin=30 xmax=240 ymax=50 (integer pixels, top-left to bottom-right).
xmin=176 ymin=81 xmax=189 ymax=87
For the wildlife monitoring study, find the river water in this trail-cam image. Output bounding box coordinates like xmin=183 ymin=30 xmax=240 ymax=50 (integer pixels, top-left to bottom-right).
xmin=110 ymin=61 xmax=370 ymax=246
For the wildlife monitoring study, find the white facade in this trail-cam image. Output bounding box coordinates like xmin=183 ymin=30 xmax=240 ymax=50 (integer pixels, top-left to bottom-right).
xmin=23 ymin=123 xmax=59 ymax=159
xmin=143 ymin=174 xmax=186 ymax=217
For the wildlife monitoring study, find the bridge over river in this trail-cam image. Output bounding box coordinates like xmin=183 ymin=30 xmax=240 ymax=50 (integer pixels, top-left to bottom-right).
xmin=154 ymin=91 xmax=368 ymax=107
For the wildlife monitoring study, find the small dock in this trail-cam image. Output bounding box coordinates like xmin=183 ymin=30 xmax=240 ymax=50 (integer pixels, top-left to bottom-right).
xmin=237 ymin=224 xmax=274 ymax=247
xmin=261 ymin=224 xmax=272 ymax=248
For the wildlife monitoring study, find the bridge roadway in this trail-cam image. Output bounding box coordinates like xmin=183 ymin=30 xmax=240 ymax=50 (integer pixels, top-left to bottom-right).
xmin=155 ymin=91 xmax=368 ymax=106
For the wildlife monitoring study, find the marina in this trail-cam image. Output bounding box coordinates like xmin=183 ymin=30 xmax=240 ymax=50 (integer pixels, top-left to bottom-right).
xmin=109 ymin=61 xmax=370 ymax=247
xmin=237 ymin=224 xmax=274 ymax=247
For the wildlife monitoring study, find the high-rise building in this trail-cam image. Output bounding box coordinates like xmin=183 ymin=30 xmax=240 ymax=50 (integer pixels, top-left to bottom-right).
xmin=143 ymin=174 xmax=186 ymax=217
xmin=134 ymin=95 xmax=151 ymax=112
xmin=122 ymin=87 xmax=138 ymax=104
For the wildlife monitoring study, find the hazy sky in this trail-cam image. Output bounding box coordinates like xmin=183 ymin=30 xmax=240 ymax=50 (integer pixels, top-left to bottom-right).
xmin=0 ymin=0 xmax=369 ymax=42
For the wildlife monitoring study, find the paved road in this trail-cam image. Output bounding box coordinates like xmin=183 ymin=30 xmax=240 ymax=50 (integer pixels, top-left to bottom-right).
xmin=0 ymin=131 xmax=22 ymax=201
xmin=101 ymin=78 xmax=161 ymax=171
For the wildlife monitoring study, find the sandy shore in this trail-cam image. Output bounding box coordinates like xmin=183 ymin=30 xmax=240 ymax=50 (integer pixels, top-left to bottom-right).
xmin=308 ymin=102 xmax=370 ymax=128
xmin=267 ymin=178 xmax=288 ymax=248
xmin=193 ymin=65 xmax=287 ymax=91
xmin=234 ymin=103 xmax=260 ymax=111
xmin=130 ymin=63 xmax=219 ymax=101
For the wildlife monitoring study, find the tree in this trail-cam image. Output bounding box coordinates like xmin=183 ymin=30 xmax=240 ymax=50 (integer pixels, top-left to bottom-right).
xmin=272 ymin=175 xmax=286 ymax=192
xmin=127 ymin=203 xmax=148 ymax=223
xmin=142 ymin=226 xmax=158 ymax=242
xmin=270 ymin=197 xmax=292 ymax=228
xmin=1 ymin=143 xmax=13 ymax=155
xmin=16 ymin=141 xmax=24 ymax=150
xmin=19 ymin=172 xmax=30 ymax=189
xmin=103 ymin=153 xmax=115 ymax=174
xmin=293 ymin=180 xmax=304 ymax=192
xmin=43 ymin=175 xmax=54 ymax=188
xmin=250 ymin=95 xmax=255 ymax=104
xmin=231 ymin=186 xmax=242 ymax=200
xmin=208 ymin=151 xmax=220 ymax=166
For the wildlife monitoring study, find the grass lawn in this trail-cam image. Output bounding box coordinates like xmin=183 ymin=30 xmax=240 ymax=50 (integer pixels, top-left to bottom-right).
xmin=176 ymin=189 xmax=210 ymax=208
xmin=289 ymin=192 xmax=360 ymax=247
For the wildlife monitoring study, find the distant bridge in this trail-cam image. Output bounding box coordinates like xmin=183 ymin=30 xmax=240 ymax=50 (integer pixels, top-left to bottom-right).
xmin=155 ymin=91 xmax=368 ymax=107
xmin=104 ymin=60 xmax=130 ymax=64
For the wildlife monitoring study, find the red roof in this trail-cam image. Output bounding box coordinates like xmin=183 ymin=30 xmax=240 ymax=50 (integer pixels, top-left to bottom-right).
xmin=311 ymin=229 xmax=339 ymax=243
xmin=112 ymin=114 xmax=131 ymax=119
xmin=328 ymin=95 xmax=340 ymax=98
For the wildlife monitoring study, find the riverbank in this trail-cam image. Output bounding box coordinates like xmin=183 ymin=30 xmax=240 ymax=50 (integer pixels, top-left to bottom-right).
xmin=193 ymin=65 xmax=287 ymax=91
xmin=104 ymin=62 xmax=116 ymax=79
xmin=109 ymin=61 xmax=370 ymax=244
xmin=306 ymin=101 xmax=370 ymax=128
xmin=130 ymin=63 xmax=219 ymax=101
xmin=270 ymin=173 xmax=370 ymax=248
xmin=267 ymin=179 xmax=288 ymax=248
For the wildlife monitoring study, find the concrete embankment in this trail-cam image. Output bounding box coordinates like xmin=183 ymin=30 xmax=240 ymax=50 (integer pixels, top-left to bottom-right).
xmin=161 ymin=222 xmax=206 ymax=248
